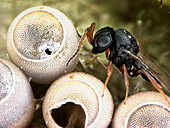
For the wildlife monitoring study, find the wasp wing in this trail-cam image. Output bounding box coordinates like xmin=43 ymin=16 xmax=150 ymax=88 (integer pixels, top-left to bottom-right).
xmin=124 ymin=50 xmax=170 ymax=95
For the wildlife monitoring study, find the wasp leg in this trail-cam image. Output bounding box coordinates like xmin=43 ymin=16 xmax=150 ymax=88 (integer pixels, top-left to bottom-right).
xmin=86 ymin=55 xmax=98 ymax=65
xmin=129 ymin=69 xmax=142 ymax=77
xmin=121 ymin=64 xmax=129 ymax=104
xmin=102 ymin=61 xmax=113 ymax=97
xmin=86 ymin=47 xmax=109 ymax=66
xmin=80 ymin=51 xmax=98 ymax=65
xmin=130 ymin=69 xmax=170 ymax=105
xmin=142 ymin=69 xmax=170 ymax=105
xmin=105 ymin=48 xmax=110 ymax=60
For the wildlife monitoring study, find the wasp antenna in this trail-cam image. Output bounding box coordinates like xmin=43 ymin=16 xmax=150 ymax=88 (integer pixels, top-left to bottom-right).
xmin=66 ymin=29 xmax=89 ymax=67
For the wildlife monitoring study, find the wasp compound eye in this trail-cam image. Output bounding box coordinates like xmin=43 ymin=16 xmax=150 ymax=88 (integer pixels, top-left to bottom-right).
xmin=43 ymin=72 xmax=114 ymax=128
xmin=6 ymin=6 xmax=79 ymax=84
xmin=0 ymin=58 xmax=35 ymax=128
xmin=92 ymin=27 xmax=114 ymax=54
xmin=112 ymin=91 xmax=170 ymax=128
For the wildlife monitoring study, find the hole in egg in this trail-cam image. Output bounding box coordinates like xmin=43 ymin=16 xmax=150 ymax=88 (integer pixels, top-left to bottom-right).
xmin=45 ymin=48 xmax=52 ymax=55
xmin=51 ymin=102 xmax=86 ymax=128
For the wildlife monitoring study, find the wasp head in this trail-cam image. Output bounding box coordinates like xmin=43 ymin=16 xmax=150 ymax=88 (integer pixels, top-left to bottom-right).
xmin=91 ymin=27 xmax=115 ymax=54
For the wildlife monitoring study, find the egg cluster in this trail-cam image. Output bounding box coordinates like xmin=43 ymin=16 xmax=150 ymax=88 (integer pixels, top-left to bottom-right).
xmin=0 ymin=6 xmax=169 ymax=128
xmin=1 ymin=6 xmax=114 ymax=128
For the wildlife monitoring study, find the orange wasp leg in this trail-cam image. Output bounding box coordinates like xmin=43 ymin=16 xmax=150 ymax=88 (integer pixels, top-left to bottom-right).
xmin=86 ymin=44 xmax=109 ymax=66
xmin=121 ymin=64 xmax=130 ymax=104
xmin=86 ymin=55 xmax=98 ymax=65
xmin=105 ymin=48 xmax=110 ymax=60
xmin=142 ymin=69 xmax=170 ymax=105
xmin=102 ymin=61 xmax=113 ymax=97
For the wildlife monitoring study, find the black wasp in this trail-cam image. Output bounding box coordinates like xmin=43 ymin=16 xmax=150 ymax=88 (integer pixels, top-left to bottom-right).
xmin=67 ymin=22 xmax=170 ymax=105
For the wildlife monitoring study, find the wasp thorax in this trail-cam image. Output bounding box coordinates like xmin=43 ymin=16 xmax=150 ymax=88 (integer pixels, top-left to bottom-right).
xmin=115 ymin=29 xmax=139 ymax=54
xmin=7 ymin=6 xmax=79 ymax=84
